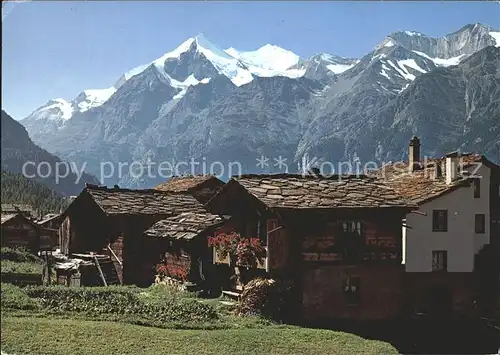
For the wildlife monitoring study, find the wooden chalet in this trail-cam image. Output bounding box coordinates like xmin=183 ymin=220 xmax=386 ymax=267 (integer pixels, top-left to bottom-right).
xmin=206 ymin=174 xmax=416 ymax=321
xmin=1 ymin=213 xmax=41 ymax=253
xmin=154 ymin=175 xmax=225 ymax=204
xmin=145 ymin=212 xmax=227 ymax=288
xmin=59 ymin=184 xmax=206 ymax=286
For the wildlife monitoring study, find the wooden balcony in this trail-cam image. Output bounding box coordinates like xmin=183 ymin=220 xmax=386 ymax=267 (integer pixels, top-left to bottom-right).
xmin=213 ymin=247 xmax=268 ymax=270
xmin=302 ymin=246 xmax=401 ymax=264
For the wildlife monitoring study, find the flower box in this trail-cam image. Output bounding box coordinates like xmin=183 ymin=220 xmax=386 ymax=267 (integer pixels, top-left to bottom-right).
xmin=209 ymin=232 xmax=267 ymax=269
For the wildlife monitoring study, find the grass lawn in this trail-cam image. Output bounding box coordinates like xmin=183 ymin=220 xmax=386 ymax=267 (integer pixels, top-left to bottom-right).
xmin=0 ymin=316 xmax=397 ymax=355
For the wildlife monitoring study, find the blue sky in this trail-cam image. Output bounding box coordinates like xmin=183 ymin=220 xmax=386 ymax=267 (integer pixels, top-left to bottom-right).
xmin=2 ymin=1 xmax=499 ymax=119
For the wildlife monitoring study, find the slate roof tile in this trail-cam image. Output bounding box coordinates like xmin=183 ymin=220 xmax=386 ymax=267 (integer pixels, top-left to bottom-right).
xmin=85 ymin=185 xmax=205 ymax=216
xmin=154 ymin=175 xmax=223 ymax=193
xmin=232 ymin=174 xmax=411 ymax=209
xmin=372 ymin=153 xmax=490 ymax=204
xmin=145 ymin=212 xmax=226 ymax=240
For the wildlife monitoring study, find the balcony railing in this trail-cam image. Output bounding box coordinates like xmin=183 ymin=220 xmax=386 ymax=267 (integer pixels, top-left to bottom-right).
xmin=302 ymin=245 xmax=401 ymax=263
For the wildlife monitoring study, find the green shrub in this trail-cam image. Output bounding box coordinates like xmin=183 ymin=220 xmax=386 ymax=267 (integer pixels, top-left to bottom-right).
xmin=139 ymin=284 xmax=198 ymax=306
xmin=25 ymin=285 xmax=219 ymax=324
xmin=1 ymin=283 xmax=41 ymax=310
xmin=1 ymin=247 xmax=43 ymax=263
xmin=1 ymin=260 xmax=43 ymax=274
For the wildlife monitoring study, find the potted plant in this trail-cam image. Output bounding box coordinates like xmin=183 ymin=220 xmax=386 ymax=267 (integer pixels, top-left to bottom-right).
xmin=209 ymin=232 xmax=266 ymax=267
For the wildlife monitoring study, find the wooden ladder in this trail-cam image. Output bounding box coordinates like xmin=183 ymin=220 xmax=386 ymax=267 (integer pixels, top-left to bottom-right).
xmin=107 ymin=245 xmax=123 ymax=285
xmin=93 ymin=255 xmax=108 ymax=286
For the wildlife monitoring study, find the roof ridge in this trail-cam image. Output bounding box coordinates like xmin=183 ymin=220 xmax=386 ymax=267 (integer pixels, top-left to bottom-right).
xmin=168 ymin=174 xmax=217 ymax=179
xmin=85 ymin=184 xmax=191 ymax=195
xmin=235 ymin=173 xmax=371 ymax=180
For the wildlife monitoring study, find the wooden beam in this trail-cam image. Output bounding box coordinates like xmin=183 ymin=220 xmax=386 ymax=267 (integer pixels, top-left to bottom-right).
xmin=410 ymin=210 xmax=427 ymax=216
xmin=267 ymin=225 xmax=283 ymax=235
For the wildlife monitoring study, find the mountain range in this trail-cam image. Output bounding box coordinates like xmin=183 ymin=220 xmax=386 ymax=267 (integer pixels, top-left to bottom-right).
xmin=18 ymin=23 xmax=500 ymax=187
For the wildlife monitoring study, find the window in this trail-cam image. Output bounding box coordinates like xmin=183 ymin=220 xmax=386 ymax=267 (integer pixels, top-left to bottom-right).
xmin=432 ymin=251 xmax=447 ymax=271
xmin=475 ymin=214 xmax=486 ymax=234
xmin=432 ymin=210 xmax=448 ymax=232
xmin=473 ymin=179 xmax=481 ymax=198
xmin=256 ymin=219 xmax=267 ymax=245
xmin=342 ymin=221 xmax=363 ymax=236
xmin=343 ymin=276 xmax=360 ymax=305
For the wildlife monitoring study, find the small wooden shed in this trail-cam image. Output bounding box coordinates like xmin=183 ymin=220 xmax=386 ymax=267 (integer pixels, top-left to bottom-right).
xmin=1 ymin=213 xmax=40 ymax=252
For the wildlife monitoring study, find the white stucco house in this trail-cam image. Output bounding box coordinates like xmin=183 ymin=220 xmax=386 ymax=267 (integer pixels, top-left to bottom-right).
xmin=381 ymin=136 xmax=500 ymax=273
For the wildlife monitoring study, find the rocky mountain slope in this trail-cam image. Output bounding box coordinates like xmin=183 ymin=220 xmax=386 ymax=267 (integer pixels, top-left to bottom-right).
xmin=1 ymin=110 xmax=99 ymax=195
xmin=20 ymin=23 xmax=500 ymax=187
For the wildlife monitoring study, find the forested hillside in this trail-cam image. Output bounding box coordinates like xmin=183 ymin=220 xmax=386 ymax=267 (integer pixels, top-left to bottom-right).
xmin=1 ymin=170 xmax=69 ymax=217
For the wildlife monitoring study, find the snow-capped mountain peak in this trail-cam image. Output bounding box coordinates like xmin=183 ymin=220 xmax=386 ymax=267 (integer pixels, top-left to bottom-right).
xmin=225 ymin=43 xmax=300 ymax=71
xmin=306 ymin=53 xmax=359 ymax=74
xmin=23 ymin=24 xmax=498 ymax=130
xmin=404 ymin=31 xmax=424 ymax=37
xmin=31 ymin=98 xmax=74 ymax=122
xmin=75 ymin=87 xmax=117 ymax=113
xmin=25 ymin=35 xmax=312 ymax=125
xmin=194 ymin=33 xmax=236 ymax=61
xmin=490 ymin=31 xmax=500 ymax=47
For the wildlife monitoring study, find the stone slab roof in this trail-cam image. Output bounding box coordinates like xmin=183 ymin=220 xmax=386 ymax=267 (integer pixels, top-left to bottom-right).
xmin=1 ymin=213 xmax=38 ymax=227
xmin=1 ymin=204 xmax=35 ymax=214
xmin=154 ymin=175 xmax=223 ymax=193
xmin=374 ymin=154 xmax=483 ymax=204
xmin=145 ymin=212 xmax=226 ymax=240
xmin=84 ymin=185 xmax=206 ymax=216
xmin=38 ymin=213 xmax=62 ymax=225
xmin=232 ymin=174 xmax=412 ymax=209
xmin=1 ymin=213 xmax=18 ymax=224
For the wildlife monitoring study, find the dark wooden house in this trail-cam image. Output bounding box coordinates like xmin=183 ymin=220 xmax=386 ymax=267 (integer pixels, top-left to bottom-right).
xmin=1 ymin=213 xmax=41 ymax=252
xmin=206 ymin=174 xmax=415 ymax=321
xmin=144 ymin=212 xmax=227 ymax=288
xmin=59 ymin=184 xmax=206 ymax=286
xmin=154 ymin=175 xmax=225 ymax=204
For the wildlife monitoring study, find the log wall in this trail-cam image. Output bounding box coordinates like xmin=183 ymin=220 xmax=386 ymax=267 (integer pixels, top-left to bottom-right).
xmin=1 ymin=217 xmax=39 ymax=252
xmin=301 ymin=264 xmax=404 ymax=321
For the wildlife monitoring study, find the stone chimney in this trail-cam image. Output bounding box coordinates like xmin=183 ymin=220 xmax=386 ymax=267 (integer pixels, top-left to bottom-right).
xmin=409 ymin=136 xmax=421 ymax=172
xmin=435 ymin=163 xmax=443 ymax=179
xmin=446 ymin=151 xmax=459 ymax=184
xmin=430 ymin=162 xmax=443 ymax=180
